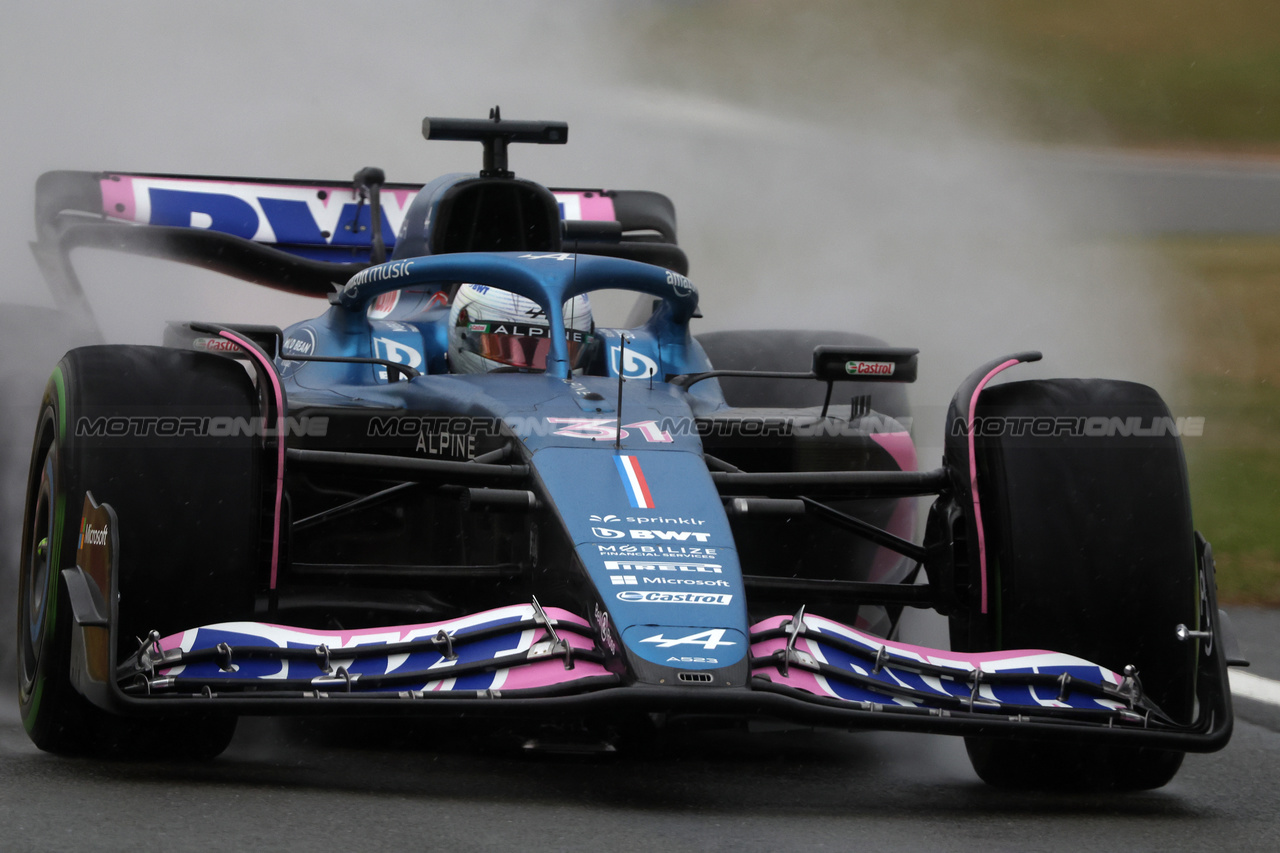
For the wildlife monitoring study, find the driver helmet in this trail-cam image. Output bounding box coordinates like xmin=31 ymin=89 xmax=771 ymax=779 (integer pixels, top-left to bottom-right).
xmin=448 ymin=284 xmax=593 ymax=373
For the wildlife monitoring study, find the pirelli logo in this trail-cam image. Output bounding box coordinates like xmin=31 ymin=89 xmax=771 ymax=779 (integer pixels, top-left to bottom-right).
xmin=603 ymin=561 xmax=723 ymax=574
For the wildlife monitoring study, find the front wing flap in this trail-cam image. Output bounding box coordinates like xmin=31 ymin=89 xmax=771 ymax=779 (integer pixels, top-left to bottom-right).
xmin=120 ymin=603 xmax=616 ymax=699
xmin=99 ymin=602 xmax=1231 ymax=750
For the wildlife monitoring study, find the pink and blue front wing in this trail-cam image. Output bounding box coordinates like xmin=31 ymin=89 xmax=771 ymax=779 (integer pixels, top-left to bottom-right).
xmin=749 ymin=614 xmax=1130 ymax=713
xmin=150 ymin=604 xmax=611 ymax=695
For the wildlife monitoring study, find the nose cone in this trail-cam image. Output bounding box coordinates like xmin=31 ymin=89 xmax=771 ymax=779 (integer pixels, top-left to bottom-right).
xmin=531 ymin=446 xmax=750 ymax=687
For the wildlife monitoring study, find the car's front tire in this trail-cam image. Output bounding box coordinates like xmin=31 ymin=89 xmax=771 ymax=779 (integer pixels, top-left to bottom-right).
xmin=18 ymin=345 xmax=263 ymax=759
xmin=953 ymin=378 xmax=1199 ymax=791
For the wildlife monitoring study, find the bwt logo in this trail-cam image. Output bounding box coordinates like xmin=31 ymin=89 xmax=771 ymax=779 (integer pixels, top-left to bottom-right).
xmin=591 ymin=527 xmax=712 ymax=542
xmin=109 ymin=179 xmax=414 ymax=247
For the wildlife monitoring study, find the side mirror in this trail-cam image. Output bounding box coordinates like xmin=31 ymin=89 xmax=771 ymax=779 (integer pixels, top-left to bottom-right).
xmin=811 ymin=346 xmax=919 ymax=384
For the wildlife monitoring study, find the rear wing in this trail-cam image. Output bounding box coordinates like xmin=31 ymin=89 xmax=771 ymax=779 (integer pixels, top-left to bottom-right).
xmin=31 ymin=169 xmax=686 ymax=329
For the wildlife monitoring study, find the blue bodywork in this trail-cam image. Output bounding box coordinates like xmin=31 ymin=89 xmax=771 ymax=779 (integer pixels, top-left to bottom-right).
xmin=278 ymin=251 xmax=757 ymax=683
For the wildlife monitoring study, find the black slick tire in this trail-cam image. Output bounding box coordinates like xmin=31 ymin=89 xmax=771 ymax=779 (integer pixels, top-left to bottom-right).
xmin=17 ymin=345 xmax=262 ymax=759
xmin=954 ymin=378 xmax=1197 ymax=791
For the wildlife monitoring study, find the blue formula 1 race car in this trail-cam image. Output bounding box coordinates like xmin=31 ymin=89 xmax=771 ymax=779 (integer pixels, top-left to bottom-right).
xmin=15 ymin=110 xmax=1240 ymax=790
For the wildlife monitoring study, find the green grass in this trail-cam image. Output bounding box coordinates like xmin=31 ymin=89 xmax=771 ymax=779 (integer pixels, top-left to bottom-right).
xmin=930 ymin=0 xmax=1280 ymax=149
xmin=630 ymin=2 xmax=1280 ymax=150
xmin=1165 ymin=240 xmax=1280 ymax=602
xmin=1189 ymin=445 xmax=1280 ymax=603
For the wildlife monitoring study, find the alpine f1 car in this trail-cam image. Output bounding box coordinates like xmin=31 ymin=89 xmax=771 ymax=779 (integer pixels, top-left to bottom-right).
xmin=16 ymin=110 xmax=1240 ymax=789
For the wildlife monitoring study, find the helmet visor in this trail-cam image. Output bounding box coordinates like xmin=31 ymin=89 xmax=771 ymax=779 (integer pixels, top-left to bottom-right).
xmin=461 ymin=321 xmax=588 ymax=370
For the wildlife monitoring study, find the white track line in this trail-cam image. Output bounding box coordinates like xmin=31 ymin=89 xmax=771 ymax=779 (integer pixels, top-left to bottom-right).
xmin=1230 ymin=669 xmax=1280 ymax=707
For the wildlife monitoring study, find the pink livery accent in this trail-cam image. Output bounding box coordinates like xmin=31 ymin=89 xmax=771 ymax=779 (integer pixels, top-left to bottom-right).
xmin=497 ymin=656 xmax=611 ymax=691
xmin=749 ymin=635 xmax=833 ymax=697
xmin=967 ymin=359 xmax=1023 ymax=614
xmin=156 ymin=605 xmax=609 ymax=692
xmin=869 ymin=431 xmax=917 ymax=473
xmin=100 ymin=175 xmax=136 ymax=222
xmin=159 ymin=604 xmax=593 ymax=654
xmin=867 ymin=431 xmax=918 ymax=582
xmin=577 ymin=193 xmax=616 ymax=221
xmin=750 ymin=613 xmax=1116 ymax=680
xmin=749 ymin=612 xmax=1123 ymax=705
xmin=554 ymin=191 xmax=616 ymax=222
xmin=217 ymin=330 xmax=286 ymax=588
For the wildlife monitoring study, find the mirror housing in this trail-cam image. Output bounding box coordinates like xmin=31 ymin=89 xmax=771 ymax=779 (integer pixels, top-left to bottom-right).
xmin=812 ymin=346 xmax=919 ymax=383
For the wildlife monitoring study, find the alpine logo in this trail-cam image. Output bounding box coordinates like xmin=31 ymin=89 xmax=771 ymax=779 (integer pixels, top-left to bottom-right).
xmin=640 ymin=629 xmax=737 ymax=650
xmin=615 ymin=591 xmax=733 ymax=606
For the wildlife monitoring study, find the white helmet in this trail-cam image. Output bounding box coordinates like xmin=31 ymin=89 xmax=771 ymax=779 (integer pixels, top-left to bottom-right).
xmin=448 ymin=284 xmax=593 ymax=373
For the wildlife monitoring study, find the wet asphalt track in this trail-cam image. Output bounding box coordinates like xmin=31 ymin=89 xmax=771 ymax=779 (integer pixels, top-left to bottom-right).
xmin=1 ymin=607 xmax=1277 ymax=853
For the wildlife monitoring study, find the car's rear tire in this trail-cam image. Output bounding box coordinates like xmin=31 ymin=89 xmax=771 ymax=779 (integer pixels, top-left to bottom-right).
xmin=953 ymin=378 xmax=1198 ymax=791
xmin=18 ymin=345 xmax=262 ymax=759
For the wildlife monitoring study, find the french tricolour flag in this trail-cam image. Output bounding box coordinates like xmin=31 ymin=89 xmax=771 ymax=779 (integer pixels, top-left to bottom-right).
xmin=614 ymin=455 xmax=655 ymax=509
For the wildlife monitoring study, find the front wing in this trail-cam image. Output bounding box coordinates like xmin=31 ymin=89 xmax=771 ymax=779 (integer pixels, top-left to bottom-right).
xmin=81 ymin=600 xmax=1232 ymax=751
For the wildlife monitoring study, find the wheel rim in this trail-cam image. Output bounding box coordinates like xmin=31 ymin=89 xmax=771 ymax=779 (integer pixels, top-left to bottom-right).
xmin=20 ymin=443 xmax=56 ymax=692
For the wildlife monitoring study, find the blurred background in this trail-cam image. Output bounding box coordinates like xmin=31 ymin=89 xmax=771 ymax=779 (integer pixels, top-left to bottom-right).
xmin=2 ymin=1 xmax=1278 ymax=673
